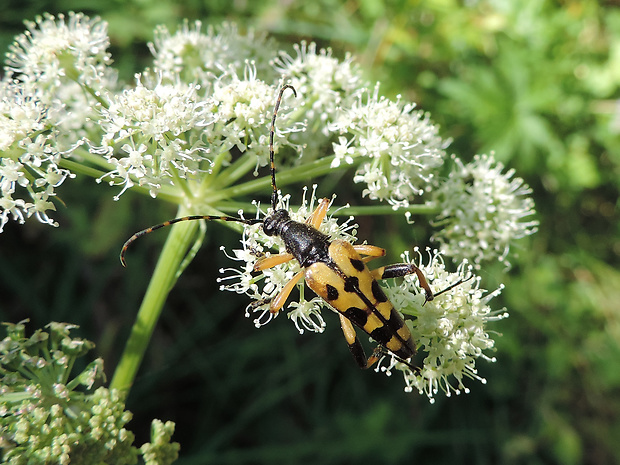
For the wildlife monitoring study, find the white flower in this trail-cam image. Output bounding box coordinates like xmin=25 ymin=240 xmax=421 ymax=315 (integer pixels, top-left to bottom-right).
xmin=379 ymin=248 xmax=507 ymax=402
xmin=149 ymin=21 xmax=277 ymax=86
xmin=330 ymin=84 xmax=449 ymax=208
xmin=431 ymin=153 xmax=539 ymax=268
xmin=274 ymin=41 xmax=364 ymax=123
xmin=274 ymin=42 xmax=365 ymax=160
xmin=288 ymin=298 xmax=327 ymax=334
xmin=204 ymin=68 xmax=304 ymax=172
xmin=5 ymin=12 xmax=112 ymax=92
xmin=0 ymin=192 xmax=30 ymax=231
xmin=0 ymin=82 xmax=46 ymax=152
xmin=96 ymin=76 xmax=212 ymax=199
xmin=4 ymin=12 xmax=117 ymax=140
xmin=0 ymin=83 xmax=75 ymax=231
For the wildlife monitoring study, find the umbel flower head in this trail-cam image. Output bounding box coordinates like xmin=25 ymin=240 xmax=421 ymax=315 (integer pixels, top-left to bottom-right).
xmin=0 ymin=321 xmax=179 ymax=464
xmin=0 ymin=13 xmax=537 ymax=272
xmin=329 ymin=84 xmax=448 ymax=209
xmin=431 ymin=153 xmax=539 ymax=268
xmin=219 ymin=190 xmax=506 ymax=402
xmin=0 ymin=15 xmax=537 ymax=401
xmin=378 ymin=248 xmax=507 ymax=401
xmin=5 ymin=12 xmax=111 ymax=90
xmin=0 ymin=12 xmax=112 ymax=232
xmin=150 ymin=20 xmax=278 ymax=86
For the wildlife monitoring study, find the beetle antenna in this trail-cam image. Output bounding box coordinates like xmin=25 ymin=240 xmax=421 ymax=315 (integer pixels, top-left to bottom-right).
xmin=269 ymin=84 xmax=297 ymax=211
xmin=423 ymin=274 xmax=475 ymax=305
xmin=120 ymin=215 xmax=262 ymax=267
xmin=369 ymin=347 xmax=421 ymax=375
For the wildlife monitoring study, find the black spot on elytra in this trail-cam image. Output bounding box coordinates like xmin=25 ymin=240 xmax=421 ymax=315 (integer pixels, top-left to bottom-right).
xmin=343 ymin=276 xmax=359 ymax=293
xmin=371 ymin=280 xmax=388 ymax=303
xmin=350 ymin=258 xmax=365 ymax=272
xmin=344 ymin=306 xmax=368 ymax=326
xmin=387 ymin=308 xmax=405 ymax=330
xmin=394 ymin=344 xmax=414 ymax=359
xmin=370 ymin=326 xmax=392 ymax=345
xmin=325 ymin=284 xmax=339 ymax=301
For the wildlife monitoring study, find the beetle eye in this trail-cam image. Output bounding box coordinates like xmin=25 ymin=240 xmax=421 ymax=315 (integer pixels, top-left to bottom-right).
xmin=263 ymin=218 xmax=276 ymax=236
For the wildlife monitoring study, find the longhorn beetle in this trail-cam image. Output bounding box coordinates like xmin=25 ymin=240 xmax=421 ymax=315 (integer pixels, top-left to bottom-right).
xmin=120 ymin=84 xmax=464 ymax=370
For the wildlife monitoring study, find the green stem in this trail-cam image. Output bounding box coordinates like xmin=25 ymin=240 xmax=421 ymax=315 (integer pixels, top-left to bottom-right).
xmin=207 ymin=155 xmax=339 ymax=203
xmin=336 ymin=203 xmax=440 ymax=216
xmin=210 ymin=154 xmax=257 ymax=190
xmin=58 ymin=158 xmax=183 ymax=204
xmin=204 ymin=148 xmax=233 ymax=185
xmin=58 ymin=158 xmax=107 ymax=179
xmin=82 ymin=83 xmax=110 ymax=108
xmin=70 ymin=146 xmax=116 ymax=171
xmin=110 ymin=204 xmax=200 ymax=394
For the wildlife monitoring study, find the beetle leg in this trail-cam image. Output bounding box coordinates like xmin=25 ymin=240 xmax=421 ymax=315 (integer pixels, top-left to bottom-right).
xmin=306 ymin=198 xmax=330 ymax=229
xmin=354 ymin=245 xmax=387 ymax=264
xmin=254 ymin=252 xmax=294 ymax=271
xmin=269 ymin=271 xmax=304 ymax=314
xmin=252 ymin=252 xmax=301 ymax=313
xmin=369 ymin=263 xmax=434 ymax=303
xmin=340 ymin=312 xmax=421 ymax=372
xmin=339 ymin=314 xmax=381 ymax=369
xmin=353 ymin=244 xmax=386 ymax=259
xmin=353 ymin=244 xmax=431 ymax=300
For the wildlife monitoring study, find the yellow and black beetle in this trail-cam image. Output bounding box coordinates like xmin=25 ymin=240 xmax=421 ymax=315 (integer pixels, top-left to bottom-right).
xmin=121 ymin=85 xmax=461 ymax=370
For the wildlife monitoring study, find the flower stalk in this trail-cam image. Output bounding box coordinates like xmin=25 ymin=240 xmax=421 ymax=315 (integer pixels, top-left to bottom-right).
xmin=110 ymin=204 xmax=201 ymax=393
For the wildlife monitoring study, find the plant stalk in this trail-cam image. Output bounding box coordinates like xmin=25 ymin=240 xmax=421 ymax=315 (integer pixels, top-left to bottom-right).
xmin=110 ymin=204 xmax=199 ymax=394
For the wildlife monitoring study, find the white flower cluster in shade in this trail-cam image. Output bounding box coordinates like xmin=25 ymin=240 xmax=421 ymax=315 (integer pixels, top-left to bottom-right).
xmin=150 ymin=21 xmax=278 ymax=86
xmin=1 ymin=13 xmax=111 ymax=231
xmin=1 ymin=15 xmax=464 ymax=235
xmin=0 ymin=81 xmax=75 ymax=231
xmin=431 ymin=154 xmax=539 ymax=268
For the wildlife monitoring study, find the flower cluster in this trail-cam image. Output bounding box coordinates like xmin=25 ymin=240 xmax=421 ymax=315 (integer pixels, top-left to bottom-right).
xmin=0 ymin=14 xmax=539 ymax=401
xmin=0 ymin=321 xmax=179 ymax=464
xmin=431 ymin=153 xmax=539 ymax=268
xmin=330 ymin=85 xmax=448 ymax=208
xmin=5 ymin=12 xmax=116 ymax=134
xmin=0 ymin=82 xmax=71 ymax=232
xmin=0 ymin=12 xmax=113 ymax=232
xmin=5 ymin=12 xmax=111 ymax=91
xmin=150 ymin=21 xmax=278 ymax=86
xmin=273 ymin=41 xmax=364 ymax=159
xmin=378 ymin=248 xmax=507 ymax=401
xmin=95 ymin=76 xmax=212 ymax=199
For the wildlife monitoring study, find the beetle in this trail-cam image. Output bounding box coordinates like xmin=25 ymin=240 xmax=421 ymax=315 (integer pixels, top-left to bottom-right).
xmin=120 ymin=84 xmax=462 ymax=370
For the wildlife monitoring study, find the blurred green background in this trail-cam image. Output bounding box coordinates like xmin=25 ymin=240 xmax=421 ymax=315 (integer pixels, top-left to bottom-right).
xmin=1 ymin=1 xmax=619 ymax=464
